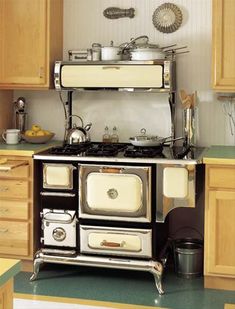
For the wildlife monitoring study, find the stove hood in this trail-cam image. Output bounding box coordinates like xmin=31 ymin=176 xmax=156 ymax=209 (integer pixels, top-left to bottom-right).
xmin=54 ymin=60 xmax=176 ymax=92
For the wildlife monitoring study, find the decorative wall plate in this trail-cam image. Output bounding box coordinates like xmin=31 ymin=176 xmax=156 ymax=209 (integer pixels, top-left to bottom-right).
xmin=152 ymin=3 xmax=183 ymax=33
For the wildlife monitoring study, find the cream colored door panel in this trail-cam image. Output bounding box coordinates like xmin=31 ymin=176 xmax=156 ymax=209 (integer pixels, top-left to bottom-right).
xmin=0 ymin=0 xmax=47 ymax=85
xmin=86 ymin=172 xmax=142 ymax=212
xmin=0 ymin=200 xmax=29 ymax=220
xmin=0 ymin=160 xmax=29 ymax=176
xmin=61 ymin=65 xmax=163 ymax=88
xmin=0 ymin=180 xmax=28 ymax=199
xmin=205 ymin=190 xmax=235 ymax=276
xmin=212 ymin=0 xmax=235 ymax=91
xmin=0 ymin=221 xmax=29 ymax=256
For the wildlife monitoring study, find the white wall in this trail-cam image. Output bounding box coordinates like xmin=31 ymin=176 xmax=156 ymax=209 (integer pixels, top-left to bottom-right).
xmin=15 ymin=0 xmax=235 ymax=146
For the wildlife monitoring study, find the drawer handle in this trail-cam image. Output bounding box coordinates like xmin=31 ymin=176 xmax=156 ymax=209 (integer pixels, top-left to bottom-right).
xmin=102 ymin=66 xmax=121 ymax=70
xmin=99 ymin=167 xmax=123 ymax=173
xmin=0 ymin=186 xmax=9 ymax=192
xmin=100 ymin=240 xmax=126 ymax=248
xmin=0 ymin=228 xmax=8 ymax=233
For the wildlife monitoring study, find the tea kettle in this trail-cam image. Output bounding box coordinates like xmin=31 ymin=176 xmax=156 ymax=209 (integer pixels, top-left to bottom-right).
xmin=65 ymin=115 xmax=92 ymax=145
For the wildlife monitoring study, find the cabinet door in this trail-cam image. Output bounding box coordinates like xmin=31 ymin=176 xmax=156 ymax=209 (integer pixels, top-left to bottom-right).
xmin=0 ymin=0 xmax=47 ymax=87
xmin=212 ymin=0 xmax=235 ymax=91
xmin=205 ymin=190 xmax=235 ymax=276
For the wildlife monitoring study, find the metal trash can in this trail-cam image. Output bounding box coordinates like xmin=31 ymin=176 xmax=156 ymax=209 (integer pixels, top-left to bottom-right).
xmin=173 ymin=238 xmax=203 ymax=278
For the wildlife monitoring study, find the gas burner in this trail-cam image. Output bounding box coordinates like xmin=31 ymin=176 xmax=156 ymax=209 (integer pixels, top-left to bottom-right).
xmin=124 ymin=145 xmax=165 ymax=158
xmin=85 ymin=143 xmax=128 ymax=157
xmin=49 ymin=143 xmax=91 ymax=155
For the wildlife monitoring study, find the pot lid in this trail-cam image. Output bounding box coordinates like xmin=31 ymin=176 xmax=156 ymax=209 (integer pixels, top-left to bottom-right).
xmin=130 ymin=128 xmax=163 ymax=141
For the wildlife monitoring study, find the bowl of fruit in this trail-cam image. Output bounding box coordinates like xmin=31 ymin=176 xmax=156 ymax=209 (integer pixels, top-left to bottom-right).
xmin=22 ymin=125 xmax=55 ymax=144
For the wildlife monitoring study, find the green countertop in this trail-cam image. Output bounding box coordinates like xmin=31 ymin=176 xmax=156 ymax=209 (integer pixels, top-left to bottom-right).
xmin=203 ymin=145 xmax=235 ymax=165
xmin=0 ymin=258 xmax=21 ymax=287
xmin=0 ymin=140 xmax=62 ymax=156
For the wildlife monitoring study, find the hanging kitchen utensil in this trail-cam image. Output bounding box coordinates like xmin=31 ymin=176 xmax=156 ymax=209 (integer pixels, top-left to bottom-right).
xmin=65 ymin=115 xmax=92 ymax=145
xmin=103 ymin=7 xmax=135 ymax=19
xmin=152 ymin=3 xmax=183 ymax=34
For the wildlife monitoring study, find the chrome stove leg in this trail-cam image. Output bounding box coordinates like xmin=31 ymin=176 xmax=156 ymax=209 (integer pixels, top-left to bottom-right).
xmin=30 ymin=250 xmax=44 ymax=281
xmin=150 ymin=261 xmax=164 ymax=295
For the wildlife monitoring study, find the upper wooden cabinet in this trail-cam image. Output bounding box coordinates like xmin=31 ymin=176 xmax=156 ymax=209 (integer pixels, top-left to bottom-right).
xmin=0 ymin=0 xmax=63 ymax=89
xmin=212 ymin=0 xmax=235 ymax=91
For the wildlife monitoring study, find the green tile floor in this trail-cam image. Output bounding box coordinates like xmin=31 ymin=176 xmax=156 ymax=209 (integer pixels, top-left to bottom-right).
xmin=14 ymin=264 xmax=235 ymax=309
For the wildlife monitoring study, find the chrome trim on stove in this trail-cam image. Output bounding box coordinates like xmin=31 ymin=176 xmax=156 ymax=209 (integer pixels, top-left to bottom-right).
xmin=40 ymin=192 xmax=76 ymax=197
xmin=30 ymin=250 xmax=164 ymax=294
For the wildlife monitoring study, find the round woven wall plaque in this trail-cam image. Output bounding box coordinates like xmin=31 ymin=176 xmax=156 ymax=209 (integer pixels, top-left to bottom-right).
xmin=152 ymin=3 xmax=183 ymax=33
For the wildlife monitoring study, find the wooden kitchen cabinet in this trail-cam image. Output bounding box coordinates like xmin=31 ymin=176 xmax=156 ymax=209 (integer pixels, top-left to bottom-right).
xmin=0 ymin=0 xmax=63 ymax=89
xmin=212 ymin=0 xmax=235 ymax=91
xmin=204 ymin=164 xmax=235 ymax=291
xmin=0 ymin=156 xmax=34 ymax=270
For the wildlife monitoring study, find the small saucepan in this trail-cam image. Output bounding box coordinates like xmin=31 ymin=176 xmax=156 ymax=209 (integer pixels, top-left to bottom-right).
xmin=129 ymin=128 xmax=184 ymax=147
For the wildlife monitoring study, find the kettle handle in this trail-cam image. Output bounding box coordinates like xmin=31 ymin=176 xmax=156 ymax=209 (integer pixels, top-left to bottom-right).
xmin=66 ymin=115 xmax=84 ymax=128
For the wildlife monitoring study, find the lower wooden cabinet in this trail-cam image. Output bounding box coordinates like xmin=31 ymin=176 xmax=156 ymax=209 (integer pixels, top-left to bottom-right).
xmin=0 ymin=279 xmax=13 ymax=309
xmin=0 ymin=156 xmax=34 ymax=268
xmin=204 ymin=165 xmax=235 ymax=290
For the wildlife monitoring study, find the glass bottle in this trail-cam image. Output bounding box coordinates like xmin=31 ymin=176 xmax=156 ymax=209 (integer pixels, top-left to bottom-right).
xmin=111 ymin=126 xmax=119 ymax=143
xmin=102 ymin=126 xmax=111 ymax=143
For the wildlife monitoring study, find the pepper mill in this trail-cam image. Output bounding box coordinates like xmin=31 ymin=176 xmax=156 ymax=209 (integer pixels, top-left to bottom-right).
xmin=14 ymin=97 xmax=27 ymax=133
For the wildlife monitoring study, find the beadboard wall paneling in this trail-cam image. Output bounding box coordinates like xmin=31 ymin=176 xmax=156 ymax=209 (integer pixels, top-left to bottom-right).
xmin=14 ymin=0 xmax=235 ymax=146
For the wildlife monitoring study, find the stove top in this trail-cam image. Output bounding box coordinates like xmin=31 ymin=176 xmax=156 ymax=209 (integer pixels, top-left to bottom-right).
xmin=45 ymin=142 xmax=200 ymax=160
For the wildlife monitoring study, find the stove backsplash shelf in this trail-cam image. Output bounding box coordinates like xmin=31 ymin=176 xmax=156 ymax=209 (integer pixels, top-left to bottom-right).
xmin=54 ymin=59 xmax=177 ymax=142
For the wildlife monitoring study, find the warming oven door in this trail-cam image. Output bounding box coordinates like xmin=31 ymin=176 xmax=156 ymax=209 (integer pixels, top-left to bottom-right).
xmin=79 ymin=164 xmax=151 ymax=222
xmin=156 ymin=164 xmax=196 ymax=222
xmin=80 ymin=225 xmax=152 ymax=258
xmin=42 ymin=163 xmax=75 ymax=190
xmin=40 ymin=162 xmax=78 ymax=210
xmin=41 ymin=209 xmax=77 ymax=247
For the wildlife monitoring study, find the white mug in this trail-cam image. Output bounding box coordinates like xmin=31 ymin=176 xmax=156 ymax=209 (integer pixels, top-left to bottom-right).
xmin=2 ymin=129 xmax=21 ymax=145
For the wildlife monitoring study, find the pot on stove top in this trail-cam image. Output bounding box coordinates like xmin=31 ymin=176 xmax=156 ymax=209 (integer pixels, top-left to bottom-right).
xmin=129 ymin=128 xmax=184 ymax=147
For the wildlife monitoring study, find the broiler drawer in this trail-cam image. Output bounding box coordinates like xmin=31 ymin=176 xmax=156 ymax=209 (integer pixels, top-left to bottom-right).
xmin=80 ymin=225 xmax=152 ymax=258
xmin=0 ymin=221 xmax=29 ymax=256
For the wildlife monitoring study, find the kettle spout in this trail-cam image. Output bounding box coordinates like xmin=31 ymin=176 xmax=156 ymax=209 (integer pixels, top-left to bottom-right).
xmin=84 ymin=123 xmax=92 ymax=131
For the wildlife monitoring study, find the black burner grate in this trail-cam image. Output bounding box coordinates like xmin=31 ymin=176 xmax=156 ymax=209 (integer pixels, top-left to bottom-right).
xmin=49 ymin=143 xmax=91 ymax=155
xmin=85 ymin=143 xmax=128 ymax=157
xmin=124 ymin=145 xmax=165 ymax=158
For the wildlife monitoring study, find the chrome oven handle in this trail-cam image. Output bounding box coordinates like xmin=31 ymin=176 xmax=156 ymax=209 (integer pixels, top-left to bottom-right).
xmin=43 ymin=210 xmax=74 ymax=224
xmin=40 ymin=192 xmax=76 ymax=197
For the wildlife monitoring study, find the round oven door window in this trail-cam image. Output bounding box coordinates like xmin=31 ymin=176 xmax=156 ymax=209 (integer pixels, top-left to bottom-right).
xmin=52 ymin=227 xmax=66 ymax=242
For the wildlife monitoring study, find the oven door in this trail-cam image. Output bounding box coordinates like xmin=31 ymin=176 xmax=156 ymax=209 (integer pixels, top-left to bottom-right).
xmin=156 ymin=164 xmax=196 ymax=222
xmin=41 ymin=209 xmax=77 ymax=247
xmin=79 ymin=164 xmax=151 ymax=222
xmin=80 ymin=225 xmax=152 ymax=258
xmin=43 ymin=163 xmax=75 ymax=190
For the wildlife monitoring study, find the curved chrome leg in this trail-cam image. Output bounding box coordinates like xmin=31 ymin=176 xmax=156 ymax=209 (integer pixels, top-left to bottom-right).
xmin=30 ymin=251 xmax=44 ymax=281
xmin=150 ymin=261 xmax=164 ymax=295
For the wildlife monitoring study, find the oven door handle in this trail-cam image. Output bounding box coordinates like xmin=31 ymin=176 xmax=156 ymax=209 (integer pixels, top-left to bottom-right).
xmin=99 ymin=167 xmax=123 ymax=174
xmin=100 ymin=240 xmax=126 ymax=248
xmin=40 ymin=192 xmax=76 ymax=197
xmin=43 ymin=211 xmax=75 ymax=224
